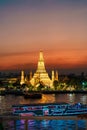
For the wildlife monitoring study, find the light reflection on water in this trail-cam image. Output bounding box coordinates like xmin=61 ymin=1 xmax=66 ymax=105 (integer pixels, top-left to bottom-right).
xmin=0 ymin=94 xmax=87 ymax=113
xmin=7 ymin=119 xmax=87 ymax=130
xmin=0 ymin=94 xmax=87 ymax=129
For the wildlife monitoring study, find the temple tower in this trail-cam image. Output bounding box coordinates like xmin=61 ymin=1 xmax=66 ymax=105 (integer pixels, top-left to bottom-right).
xmin=36 ymin=51 xmax=46 ymax=73
xmin=30 ymin=51 xmax=52 ymax=86
xmin=55 ymin=71 xmax=58 ymax=81
xmin=20 ymin=70 xmax=25 ymax=85
xmin=52 ymin=70 xmax=55 ymax=82
xmin=29 ymin=71 xmax=33 ymax=80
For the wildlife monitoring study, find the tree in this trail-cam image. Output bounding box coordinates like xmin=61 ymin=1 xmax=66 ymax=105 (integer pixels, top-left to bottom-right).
xmin=37 ymin=82 xmax=44 ymax=91
xmin=53 ymin=80 xmax=58 ymax=90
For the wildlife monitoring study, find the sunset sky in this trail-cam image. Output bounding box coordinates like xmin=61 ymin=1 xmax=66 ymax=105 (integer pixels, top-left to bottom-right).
xmin=0 ymin=0 xmax=87 ymax=74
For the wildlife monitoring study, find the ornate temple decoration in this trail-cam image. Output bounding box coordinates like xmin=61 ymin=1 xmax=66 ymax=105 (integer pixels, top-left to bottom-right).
xmin=20 ymin=51 xmax=58 ymax=87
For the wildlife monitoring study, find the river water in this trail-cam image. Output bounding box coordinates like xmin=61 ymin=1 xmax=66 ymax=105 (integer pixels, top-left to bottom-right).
xmin=0 ymin=93 xmax=87 ymax=129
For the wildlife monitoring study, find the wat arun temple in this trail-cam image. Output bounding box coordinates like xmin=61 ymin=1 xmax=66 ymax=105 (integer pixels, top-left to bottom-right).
xmin=20 ymin=51 xmax=58 ymax=88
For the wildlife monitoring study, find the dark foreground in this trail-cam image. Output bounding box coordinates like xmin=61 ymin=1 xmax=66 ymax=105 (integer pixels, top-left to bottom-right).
xmin=1 ymin=90 xmax=87 ymax=96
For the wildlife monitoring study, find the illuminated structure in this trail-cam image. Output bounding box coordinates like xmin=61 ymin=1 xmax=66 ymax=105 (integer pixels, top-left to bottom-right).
xmin=55 ymin=71 xmax=58 ymax=81
xmin=20 ymin=51 xmax=58 ymax=87
xmin=20 ymin=70 xmax=25 ymax=85
xmin=30 ymin=51 xmax=52 ymax=86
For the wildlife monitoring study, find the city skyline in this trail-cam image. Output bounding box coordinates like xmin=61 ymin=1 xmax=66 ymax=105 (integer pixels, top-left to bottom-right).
xmin=0 ymin=0 xmax=87 ymax=74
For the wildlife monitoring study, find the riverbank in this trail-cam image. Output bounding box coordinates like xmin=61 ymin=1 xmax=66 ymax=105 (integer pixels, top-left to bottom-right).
xmin=42 ymin=90 xmax=87 ymax=94
xmin=0 ymin=90 xmax=87 ymax=96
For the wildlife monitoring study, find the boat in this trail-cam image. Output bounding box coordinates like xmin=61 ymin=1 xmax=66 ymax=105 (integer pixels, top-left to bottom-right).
xmin=24 ymin=93 xmax=42 ymax=99
xmin=12 ymin=102 xmax=87 ymax=116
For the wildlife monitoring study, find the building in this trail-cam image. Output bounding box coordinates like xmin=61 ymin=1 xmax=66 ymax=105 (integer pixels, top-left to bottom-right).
xmin=20 ymin=70 xmax=25 ymax=85
xmin=20 ymin=51 xmax=58 ymax=88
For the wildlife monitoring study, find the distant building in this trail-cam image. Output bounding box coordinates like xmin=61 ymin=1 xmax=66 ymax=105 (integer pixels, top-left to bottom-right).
xmin=20 ymin=51 xmax=58 ymax=88
xmin=20 ymin=70 xmax=25 ymax=85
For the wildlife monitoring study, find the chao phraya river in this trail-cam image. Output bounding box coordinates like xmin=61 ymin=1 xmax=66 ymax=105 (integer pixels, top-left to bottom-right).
xmin=0 ymin=93 xmax=87 ymax=129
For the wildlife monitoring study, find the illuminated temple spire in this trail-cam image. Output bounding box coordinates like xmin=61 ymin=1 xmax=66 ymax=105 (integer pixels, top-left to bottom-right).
xmin=37 ymin=51 xmax=46 ymax=73
xmin=55 ymin=70 xmax=58 ymax=81
xmin=20 ymin=70 xmax=25 ymax=85
xmin=30 ymin=51 xmax=52 ymax=86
